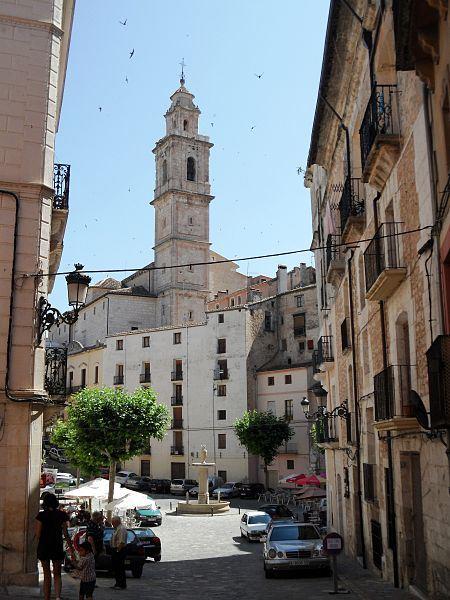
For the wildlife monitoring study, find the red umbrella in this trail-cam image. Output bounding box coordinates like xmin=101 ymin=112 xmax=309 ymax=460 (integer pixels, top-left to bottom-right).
xmin=286 ymin=473 xmax=307 ymax=484
xmin=304 ymin=474 xmax=327 ymax=485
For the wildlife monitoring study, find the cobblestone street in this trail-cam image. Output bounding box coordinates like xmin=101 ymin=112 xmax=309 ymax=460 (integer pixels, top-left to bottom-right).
xmin=1 ymin=498 xmax=416 ymax=600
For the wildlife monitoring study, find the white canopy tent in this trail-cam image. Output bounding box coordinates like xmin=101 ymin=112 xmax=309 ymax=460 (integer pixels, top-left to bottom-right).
xmin=105 ymin=491 xmax=157 ymax=514
xmin=64 ymin=477 xmax=128 ymax=500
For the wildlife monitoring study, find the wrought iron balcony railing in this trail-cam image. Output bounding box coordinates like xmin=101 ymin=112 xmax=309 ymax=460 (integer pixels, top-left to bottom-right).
xmin=316 ymin=414 xmax=338 ymax=444
xmin=44 ymin=347 xmax=67 ymax=397
xmin=170 ymin=445 xmax=184 ymax=455
xmin=339 ymin=177 xmax=365 ymax=234
xmin=53 ymin=164 xmax=70 ymax=210
xmin=426 ymin=335 xmax=450 ymax=428
xmin=213 ymin=368 xmax=229 ymax=380
xmin=360 ymin=84 xmax=400 ymax=171
xmin=317 ymin=336 xmax=334 ymax=364
xmin=364 ymin=222 xmax=404 ymax=293
xmin=171 ymin=419 xmax=184 ymax=429
xmin=326 ymin=234 xmax=342 ymax=271
xmin=140 ymin=373 xmax=151 ymax=383
xmin=171 ymin=370 xmax=183 ymax=381
xmin=373 ymin=365 xmax=414 ymax=421
xmin=171 ymin=395 xmax=183 ymax=406
xmin=113 ymin=375 xmax=124 ymax=385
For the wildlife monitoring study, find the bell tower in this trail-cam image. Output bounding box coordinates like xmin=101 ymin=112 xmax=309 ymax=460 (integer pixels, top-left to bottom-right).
xmin=152 ymin=72 xmax=214 ymax=326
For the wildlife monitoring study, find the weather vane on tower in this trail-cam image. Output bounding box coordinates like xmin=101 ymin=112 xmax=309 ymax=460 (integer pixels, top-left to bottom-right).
xmin=180 ymin=58 xmax=186 ymax=86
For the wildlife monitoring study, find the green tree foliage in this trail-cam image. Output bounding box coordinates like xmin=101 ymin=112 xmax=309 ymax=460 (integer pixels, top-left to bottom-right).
xmin=309 ymin=421 xmax=325 ymax=455
xmin=234 ymin=410 xmax=293 ymax=487
xmin=52 ymin=387 xmax=170 ymax=512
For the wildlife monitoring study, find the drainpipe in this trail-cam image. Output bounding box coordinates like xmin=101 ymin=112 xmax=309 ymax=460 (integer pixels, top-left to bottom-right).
xmin=347 ymin=249 xmax=367 ymax=568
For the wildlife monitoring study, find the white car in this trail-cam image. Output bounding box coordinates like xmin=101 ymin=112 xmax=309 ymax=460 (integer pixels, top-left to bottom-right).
xmin=115 ymin=470 xmax=138 ymax=486
xmin=240 ymin=511 xmax=272 ymax=541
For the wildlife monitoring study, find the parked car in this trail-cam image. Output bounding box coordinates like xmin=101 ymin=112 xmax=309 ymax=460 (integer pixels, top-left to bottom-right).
xmin=98 ymin=467 xmax=110 ymax=479
xmin=240 ymin=483 xmax=265 ymax=499
xmin=132 ymin=527 xmax=161 ymax=560
xmin=170 ymin=478 xmax=198 ymax=495
xmin=115 ymin=471 xmax=138 ymax=486
xmin=124 ymin=475 xmax=153 ymax=491
xmin=240 ymin=511 xmax=272 ymax=541
xmin=148 ymin=479 xmax=171 ymax=494
xmin=258 ymin=504 xmax=295 ymax=520
xmin=263 ymin=522 xmax=329 ymax=578
xmin=48 ymin=448 xmax=69 ymax=463
xmin=188 ymin=476 xmax=224 ymax=498
xmin=134 ymin=507 xmax=162 ymax=527
xmin=64 ymin=527 xmax=146 ymax=578
xmin=211 ymin=482 xmax=243 ymax=499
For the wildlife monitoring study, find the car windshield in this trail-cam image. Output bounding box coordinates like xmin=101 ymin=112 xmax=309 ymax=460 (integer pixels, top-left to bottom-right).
xmin=270 ymin=526 xmax=319 ymax=541
xmin=222 ymin=483 xmax=233 ymax=489
xmin=248 ymin=514 xmax=271 ymax=525
xmin=172 ymin=480 xmax=183 ymax=485
xmin=134 ymin=528 xmax=154 ymax=539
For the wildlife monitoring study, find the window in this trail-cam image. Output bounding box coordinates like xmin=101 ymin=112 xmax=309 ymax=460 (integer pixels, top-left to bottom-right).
xmin=287 ymin=459 xmax=295 ymax=470
xmin=94 ymin=366 xmax=99 ymax=384
xmin=162 ymin=159 xmax=167 ymax=184
xmin=363 ymin=463 xmax=375 ymax=501
xmin=117 ymin=364 xmax=124 ymax=376
xmin=237 ymin=296 xmax=241 ymax=305
xmin=217 ymin=410 xmax=227 ymax=420
xmin=187 ymin=157 xmax=196 ymax=181
xmin=189 ymin=264 xmax=194 ymax=271
xmin=230 ymin=298 xmax=235 ymax=307
xmin=284 ymin=399 xmax=293 ymax=421
xmin=293 ymin=313 xmax=306 ymax=337
xmin=307 ymin=339 xmax=314 ymax=350
xmin=141 ymin=460 xmax=151 ymax=477
xmin=217 ymin=384 xmax=226 ymax=397
xmin=81 ymin=368 xmax=86 ymax=387
xmin=267 ymin=400 xmax=276 ymax=415
xmin=188 ymin=311 xmax=193 ymax=320
xmin=296 ymin=295 xmax=304 ymax=307
xmin=217 ymin=338 xmax=226 ymax=353
xmin=268 ymin=376 xmax=274 ymax=386
xmin=173 ymin=332 xmax=181 ymax=344
xmin=69 ymin=371 xmax=73 ymax=385
xmin=183 ymin=119 xmax=188 ymax=131
xmin=218 ymin=313 xmax=224 ymax=323
xmin=131 ymin=326 xmax=138 ymax=331
xmin=142 ymin=336 xmax=150 ymax=348
xmin=281 ymin=339 xmax=287 ymax=351
xmin=264 ymin=311 xmax=272 ymax=331
xmin=218 ymin=470 xmax=227 ymax=482
xmin=116 ymin=339 xmax=123 ymax=350
xmin=285 ymin=374 xmax=292 ymax=384
xmin=218 ymin=434 xmax=226 ymax=449
xmin=93 ymin=307 xmax=96 ymax=315
xmin=299 ymin=341 xmax=305 ymax=353
xmin=341 ymin=318 xmax=351 ymax=350
xmin=188 ymin=216 xmax=193 ymax=225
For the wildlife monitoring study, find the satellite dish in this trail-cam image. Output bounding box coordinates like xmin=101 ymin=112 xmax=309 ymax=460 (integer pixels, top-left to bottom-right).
xmin=409 ymin=390 xmax=430 ymax=430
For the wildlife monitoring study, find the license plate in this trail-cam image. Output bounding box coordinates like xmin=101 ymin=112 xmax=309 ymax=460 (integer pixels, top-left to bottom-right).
xmin=290 ymin=559 xmax=309 ymax=566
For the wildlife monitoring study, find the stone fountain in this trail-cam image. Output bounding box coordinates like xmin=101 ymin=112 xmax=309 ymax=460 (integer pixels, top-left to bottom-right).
xmin=176 ymin=445 xmax=230 ymax=514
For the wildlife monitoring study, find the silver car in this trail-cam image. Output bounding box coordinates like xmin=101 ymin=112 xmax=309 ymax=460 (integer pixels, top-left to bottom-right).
xmin=263 ymin=522 xmax=329 ymax=578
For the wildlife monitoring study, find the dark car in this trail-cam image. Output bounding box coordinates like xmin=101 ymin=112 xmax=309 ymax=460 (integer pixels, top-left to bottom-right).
xmin=64 ymin=527 xmax=146 ymax=578
xmin=149 ymin=478 xmax=171 ymax=494
xmin=258 ymin=504 xmax=295 ymax=520
xmin=240 ymin=483 xmax=265 ymax=499
xmin=134 ymin=507 xmax=162 ymax=527
xmin=132 ymin=527 xmax=161 ymax=561
xmin=125 ymin=475 xmax=153 ymax=491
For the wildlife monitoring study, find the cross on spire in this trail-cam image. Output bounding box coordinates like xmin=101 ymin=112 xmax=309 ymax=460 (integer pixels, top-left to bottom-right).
xmin=179 ymin=58 xmax=186 ymax=86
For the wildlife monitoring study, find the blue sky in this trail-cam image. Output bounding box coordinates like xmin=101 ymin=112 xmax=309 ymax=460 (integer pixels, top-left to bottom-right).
xmin=51 ymin=0 xmax=329 ymax=307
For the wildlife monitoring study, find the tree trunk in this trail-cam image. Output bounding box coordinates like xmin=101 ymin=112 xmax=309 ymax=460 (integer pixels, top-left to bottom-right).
xmin=76 ymin=468 xmax=80 ymax=487
xmin=264 ymin=462 xmax=269 ymax=489
xmin=107 ymin=461 xmax=116 ymax=522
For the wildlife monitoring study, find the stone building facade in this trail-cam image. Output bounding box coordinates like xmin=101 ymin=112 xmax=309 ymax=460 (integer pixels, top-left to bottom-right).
xmin=305 ymin=1 xmax=450 ymax=598
xmin=0 ymin=0 xmax=75 ymax=586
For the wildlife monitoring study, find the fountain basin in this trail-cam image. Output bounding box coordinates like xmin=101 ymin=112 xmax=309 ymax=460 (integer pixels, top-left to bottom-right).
xmin=176 ymin=500 xmax=230 ymax=514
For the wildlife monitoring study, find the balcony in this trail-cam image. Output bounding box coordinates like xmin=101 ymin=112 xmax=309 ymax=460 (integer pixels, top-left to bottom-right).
xmin=44 ymin=347 xmax=67 ymax=399
xmin=53 ymin=164 xmax=70 ymax=210
xmin=317 ymin=336 xmax=334 ymax=367
xmin=427 ymin=335 xmax=450 ymax=428
xmin=364 ymin=222 xmax=406 ymax=301
xmin=214 ymin=368 xmax=229 ymax=380
xmin=170 ymin=445 xmax=184 ymax=456
xmin=326 ymin=234 xmax=345 ymax=286
xmin=316 ymin=414 xmax=339 ymax=449
xmin=171 ymin=419 xmax=184 ymax=429
xmin=171 ymin=395 xmax=183 ymax=406
xmin=279 ymin=442 xmax=298 ymax=454
xmin=49 ymin=164 xmax=71 ymax=292
xmin=139 ymin=373 xmax=151 ymax=383
xmin=359 ymin=84 xmax=401 ymax=191
xmin=339 ymin=177 xmax=365 ymax=241
xmin=113 ymin=375 xmax=124 ymax=385
xmin=373 ymin=365 xmax=419 ymax=431
xmin=171 ymin=370 xmax=183 ymax=381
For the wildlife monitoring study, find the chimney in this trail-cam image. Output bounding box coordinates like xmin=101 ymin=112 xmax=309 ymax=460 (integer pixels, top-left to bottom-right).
xmin=299 ymin=263 xmax=308 ymax=286
xmin=277 ymin=265 xmax=288 ymax=295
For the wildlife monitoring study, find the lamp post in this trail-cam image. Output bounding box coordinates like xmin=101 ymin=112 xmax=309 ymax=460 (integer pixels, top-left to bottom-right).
xmin=37 ymin=263 xmax=91 ymax=344
xmin=300 ymin=396 xmax=349 ymax=422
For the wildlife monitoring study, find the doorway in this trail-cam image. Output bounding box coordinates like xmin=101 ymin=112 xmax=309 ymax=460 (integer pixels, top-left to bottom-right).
xmin=171 ymin=462 xmax=186 ymax=479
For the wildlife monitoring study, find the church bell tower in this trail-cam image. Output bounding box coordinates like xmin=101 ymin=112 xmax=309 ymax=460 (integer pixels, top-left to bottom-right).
xmin=152 ymin=72 xmax=214 ymax=326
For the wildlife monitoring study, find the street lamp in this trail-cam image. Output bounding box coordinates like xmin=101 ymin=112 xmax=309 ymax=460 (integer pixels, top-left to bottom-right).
xmin=37 ymin=263 xmax=91 ymax=344
xmin=300 ymin=396 xmax=349 ymax=421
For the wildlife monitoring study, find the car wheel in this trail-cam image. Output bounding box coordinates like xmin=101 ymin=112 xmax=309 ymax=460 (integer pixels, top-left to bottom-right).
xmin=154 ymin=556 xmax=161 ymax=562
xmin=131 ymin=564 xmax=143 ymax=578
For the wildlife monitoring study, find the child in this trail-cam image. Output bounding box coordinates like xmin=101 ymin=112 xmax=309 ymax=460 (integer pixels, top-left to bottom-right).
xmin=70 ymin=541 xmax=96 ymax=600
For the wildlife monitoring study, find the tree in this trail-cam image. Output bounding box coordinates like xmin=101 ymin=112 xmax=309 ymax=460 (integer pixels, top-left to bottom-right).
xmin=234 ymin=410 xmax=294 ymax=488
xmin=52 ymin=387 xmax=170 ymax=516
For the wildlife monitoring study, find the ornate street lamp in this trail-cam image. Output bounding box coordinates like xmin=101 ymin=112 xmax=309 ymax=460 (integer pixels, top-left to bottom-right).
xmin=37 ymin=263 xmax=91 ymax=344
xmin=300 ymin=396 xmax=349 ymax=422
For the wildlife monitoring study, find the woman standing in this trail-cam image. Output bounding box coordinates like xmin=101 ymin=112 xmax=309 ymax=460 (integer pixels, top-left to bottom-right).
xmin=35 ymin=493 xmax=73 ymax=600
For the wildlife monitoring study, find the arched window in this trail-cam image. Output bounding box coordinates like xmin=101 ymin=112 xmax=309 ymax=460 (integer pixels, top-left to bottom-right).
xmin=162 ymin=159 xmax=167 ymax=184
xmin=183 ymin=119 xmax=188 ymax=131
xmin=187 ymin=157 xmax=196 ymax=181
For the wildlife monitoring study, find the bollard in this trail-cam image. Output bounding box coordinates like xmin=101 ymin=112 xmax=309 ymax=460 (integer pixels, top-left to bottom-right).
xmin=211 ymin=506 xmax=214 ymax=517
xmin=176 ymin=506 xmax=178 ymax=515
xmin=170 ymin=501 xmax=172 ymax=511
xmin=238 ymin=505 xmax=241 ymax=514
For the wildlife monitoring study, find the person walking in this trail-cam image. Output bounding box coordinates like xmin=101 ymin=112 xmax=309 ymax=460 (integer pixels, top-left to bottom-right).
xmin=35 ymin=493 xmax=74 ymax=600
xmin=110 ymin=516 xmax=127 ymax=590
xmin=86 ymin=511 xmax=104 ymax=558
xmin=70 ymin=540 xmax=97 ymax=600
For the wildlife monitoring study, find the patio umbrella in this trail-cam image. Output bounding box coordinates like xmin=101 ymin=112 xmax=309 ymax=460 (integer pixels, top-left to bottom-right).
xmin=297 ymin=486 xmax=326 ymax=499
xmin=105 ymin=491 xmax=157 ymax=512
xmin=286 ymin=473 xmax=308 ymax=485
xmin=64 ymin=477 xmax=128 ymax=500
xmin=304 ymin=474 xmax=326 ymax=486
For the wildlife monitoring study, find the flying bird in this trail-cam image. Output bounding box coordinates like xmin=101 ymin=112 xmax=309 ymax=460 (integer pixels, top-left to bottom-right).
xmin=125 ymin=76 xmax=128 ymax=83
xmin=129 ymin=49 xmax=135 ymax=59
xmin=254 ymin=73 xmax=264 ymax=79
xmin=98 ymin=106 xmax=102 ymax=112
xmin=250 ymin=126 xmax=256 ymax=131
xmin=119 ymin=19 xmax=127 ymax=26
xmin=210 ymin=122 xmax=214 ymax=127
